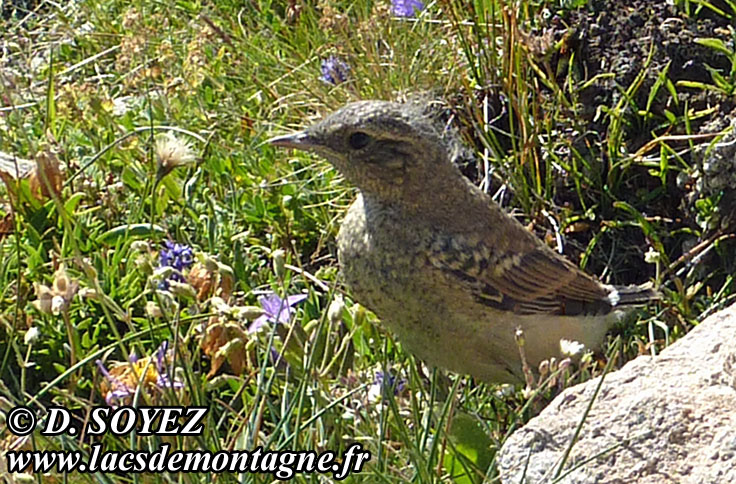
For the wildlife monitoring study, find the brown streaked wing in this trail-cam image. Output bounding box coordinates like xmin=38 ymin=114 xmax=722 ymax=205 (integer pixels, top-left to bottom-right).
xmin=428 ymin=236 xmax=612 ymax=316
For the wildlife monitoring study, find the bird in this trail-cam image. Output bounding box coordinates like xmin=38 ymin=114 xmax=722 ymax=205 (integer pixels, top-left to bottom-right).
xmin=269 ymin=100 xmax=658 ymax=383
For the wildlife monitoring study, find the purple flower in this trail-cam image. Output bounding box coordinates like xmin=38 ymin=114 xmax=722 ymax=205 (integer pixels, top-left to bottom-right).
xmin=154 ymin=341 xmax=184 ymax=390
xmin=248 ymin=292 xmax=308 ymax=333
xmin=159 ymin=241 xmax=193 ymax=272
xmin=320 ymin=56 xmax=350 ymax=85
xmin=158 ymin=241 xmax=194 ymax=289
xmin=391 ymin=0 xmax=424 ymax=17
xmin=373 ymin=370 xmax=407 ymax=396
xmin=96 ymin=360 xmax=134 ymax=405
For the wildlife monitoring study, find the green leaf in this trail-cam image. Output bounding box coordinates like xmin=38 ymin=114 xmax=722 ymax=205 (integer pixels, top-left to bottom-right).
xmin=645 ymin=61 xmax=670 ymax=113
xmin=443 ymin=412 xmax=494 ymax=484
xmin=665 ymin=77 xmax=679 ymax=108
xmin=81 ymin=330 xmax=92 ymax=349
xmin=121 ymin=163 xmax=146 ymax=191
xmin=676 ymin=80 xmax=719 ymax=91
xmin=63 ymin=192 xmax=85 ymax=214
xmin=45 ymin=49 xmax=56 ymax=136
xmin=695 ymin=38 xmax=735 ymax=59
xmin=161 ymin=174 xmax=182 ymax=202
xmin=704 ymin=64 xmax=732 ymax=93
xmin=96 ymin=223 xmax=166 ymax=245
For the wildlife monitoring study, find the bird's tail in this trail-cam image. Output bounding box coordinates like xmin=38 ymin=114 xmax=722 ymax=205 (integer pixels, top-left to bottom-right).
xmin=610 ymin=283 xmax=660 ymax=307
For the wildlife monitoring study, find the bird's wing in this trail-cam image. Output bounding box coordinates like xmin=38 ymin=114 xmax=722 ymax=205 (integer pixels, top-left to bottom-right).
xmin=426 ymin=233 xmax=613 ymax=316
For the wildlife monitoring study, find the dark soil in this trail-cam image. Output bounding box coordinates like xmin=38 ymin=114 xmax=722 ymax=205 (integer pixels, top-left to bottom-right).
xmin=2 ymin=0 xmax=42 ymax=20
xmin=560 ymin=0 xmax=735 ymax=138
xmin=449 ymin=0 xmax=736 ymax=297
xmin=546 ymin=4 xmax=736 ymax=323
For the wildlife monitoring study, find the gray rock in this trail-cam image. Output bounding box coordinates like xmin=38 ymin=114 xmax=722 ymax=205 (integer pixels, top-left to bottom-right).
xmin=498 ymin=304 xmax=736 ymax=484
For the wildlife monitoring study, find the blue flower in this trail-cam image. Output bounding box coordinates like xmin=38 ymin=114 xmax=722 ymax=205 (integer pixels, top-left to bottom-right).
xmin=158 ymin=240 xmax=194 ymax=289
xmin=320 ymin=56 xmax=350 ymax=85
xmin=248 ymin=292 xmax=308 ymax=333
xmin=159 ymin=241 xmax=193 ymax=271
xmin=373 ymin=370 xmax=407 ymax=396
xmin=391 ymin=0 xmax=424 ymax=17
xmin=154 ymin=340 xmax=183 ymax=390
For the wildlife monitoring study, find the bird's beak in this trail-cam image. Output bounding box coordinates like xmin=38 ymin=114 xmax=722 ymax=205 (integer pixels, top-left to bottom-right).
xmin=268 ymin=131 xmax=316 ymax=151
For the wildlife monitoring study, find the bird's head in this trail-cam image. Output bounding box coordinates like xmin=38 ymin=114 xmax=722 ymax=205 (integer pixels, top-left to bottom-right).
xmin=269 ymin=100 xmax=457 ymax=203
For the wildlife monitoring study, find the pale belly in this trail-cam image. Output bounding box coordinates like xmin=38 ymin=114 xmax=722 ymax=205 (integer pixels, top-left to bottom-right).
xmin=343 ymin=262 xmax=613 ymax=382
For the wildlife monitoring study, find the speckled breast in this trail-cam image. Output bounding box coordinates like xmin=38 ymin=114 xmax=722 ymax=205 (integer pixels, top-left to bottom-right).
xmin=335 ymin=194 xmax=425 ymax=314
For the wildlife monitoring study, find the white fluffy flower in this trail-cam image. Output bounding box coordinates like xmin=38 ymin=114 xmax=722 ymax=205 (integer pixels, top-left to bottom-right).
xmin=559 ymin=338 xmax=586 ymax=358
xmin=155 ymin=131 xmax=195 ymax=179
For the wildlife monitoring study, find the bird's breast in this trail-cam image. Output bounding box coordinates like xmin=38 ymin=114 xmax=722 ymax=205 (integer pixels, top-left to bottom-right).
xmin=336 ymin=195 xmax=422 ymax=306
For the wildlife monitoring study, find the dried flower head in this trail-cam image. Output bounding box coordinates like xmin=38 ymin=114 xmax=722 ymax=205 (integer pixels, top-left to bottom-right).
xmin=145 ymin=301 xmax=163 ymax=318
xmin=31 ymin=283 xmax=54 ymax=314
xmin=29 ymin=149 xmax=64 ymax=201
xmin=97 ymin=341 xmax=183 ymax=406
xmin=155 ymin=131 xmax=195 ymax=180
xmin=168 ymin=280 xmax=197 ymax=299
xmin=317 ymin=1 xmax=348 ymax=32
xmin=24 ymin=327 xmax=40 ymax=345
xmin=200 ymin=316 xmax=252 ymax=377
xmin=31 ymin=266 xmax=78 ymax=315
xmin=272 ymin=249 xmax=286 ymax=278
xmin=187 ymin=259 xmax=234 ymax=301
xmin=327 ymin=294 xmax=345 ymax=325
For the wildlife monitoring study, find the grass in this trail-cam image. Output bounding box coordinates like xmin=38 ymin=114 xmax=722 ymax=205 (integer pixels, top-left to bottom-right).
xmin=1 ymin=0 xmax=735 ymax=482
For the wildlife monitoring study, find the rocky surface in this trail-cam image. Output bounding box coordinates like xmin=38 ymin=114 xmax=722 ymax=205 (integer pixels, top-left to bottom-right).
xmin=498 ymin=304 xmax=736 ymax=484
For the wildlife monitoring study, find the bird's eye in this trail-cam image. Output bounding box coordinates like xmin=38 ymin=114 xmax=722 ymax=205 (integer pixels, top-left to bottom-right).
xmin=348 ymin=131 xmax=372 ymax=150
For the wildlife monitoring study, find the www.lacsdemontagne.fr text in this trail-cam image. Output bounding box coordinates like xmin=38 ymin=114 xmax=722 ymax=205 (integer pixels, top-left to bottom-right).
xmin=7 ymin=442 xmax=371 ymax=480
